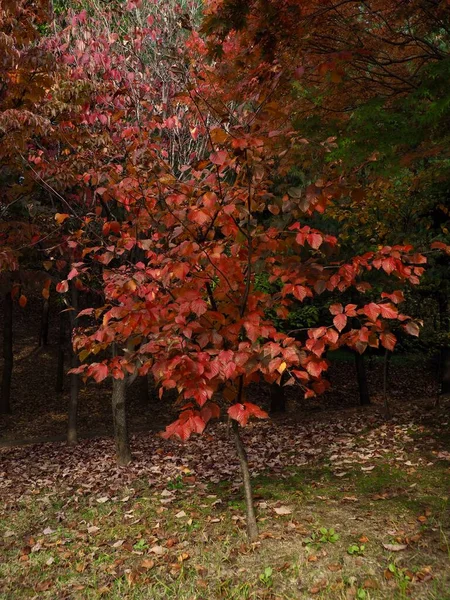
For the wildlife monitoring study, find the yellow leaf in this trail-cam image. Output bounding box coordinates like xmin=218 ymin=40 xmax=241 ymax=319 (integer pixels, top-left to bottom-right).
xmin=55 ymin=213 xmax=70 ymax=224
xmin=277 ymin=361 xmax=287 ymax=374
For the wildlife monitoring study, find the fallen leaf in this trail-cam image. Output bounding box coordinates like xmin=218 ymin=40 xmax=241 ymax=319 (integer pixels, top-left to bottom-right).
xmin=112 ymin=540 xmax=124 ymax=548
xmin=382 ymin=543 xmax=407 ymax=552
xmin=96 ymin=496 xmax=109 ymax=504
xmin=88 ymin=526 xmax=100 ymax=534
xmin=363 ymin=578 xmax=378 ymax=589
xmin=4 ymin=530 xmax=15 ymax=538
xmin=178 ymin=552 xmax=190 ymax=562
xmin=175 ymin=510 xmax=187 ymax=519
xmin=36 ymin=580 xmax=52 ymax=592
xmin=141 ymin=559 xmax=155 ymax=570
xmin=274 ymin=506 xmax=292 ymax=515
xmin=149 ymin=545 xmax=165 ymax=555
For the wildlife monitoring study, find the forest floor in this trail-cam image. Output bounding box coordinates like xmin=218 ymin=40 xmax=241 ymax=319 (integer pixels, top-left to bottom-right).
xmin=1 ymin=298 xmax=449 ymax=599
xmin=1 ymin=398 xmax=449 ymax=599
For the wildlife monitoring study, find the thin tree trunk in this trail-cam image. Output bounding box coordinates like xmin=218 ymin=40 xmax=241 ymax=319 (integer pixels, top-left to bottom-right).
xmin=112 ymin=375 xmax=132 ymax=466
xmin=39 ymin=299 xmax=50 ymax=347
xmin=382 ymin=349 xmax=391 ymax=419
xmin=270 ymin=382 xmax=286 ymax=413
xmin=354 ymin=351 xmax=370 ymax=406
xmin=0 ymin=291 xmax=13 ymax=414
xmin=56 ymin=310 xmax=66 ymax=393
xmin=231 ymin=420 xmax=258 ymax=542
xmin=67 ymin=284 xmax=79 ymax=445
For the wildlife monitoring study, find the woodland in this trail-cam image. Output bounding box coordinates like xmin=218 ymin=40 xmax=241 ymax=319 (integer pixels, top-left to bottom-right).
xmin=0 ymin=0 xmax=450 ymax=598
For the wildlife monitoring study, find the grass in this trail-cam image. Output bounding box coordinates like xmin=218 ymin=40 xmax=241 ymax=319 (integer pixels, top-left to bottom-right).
xmin=1 ymin=452 xmax=448 ymax=600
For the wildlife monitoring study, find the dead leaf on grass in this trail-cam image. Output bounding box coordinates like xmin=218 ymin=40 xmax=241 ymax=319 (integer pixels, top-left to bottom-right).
xmin=382 ymin=543 xmax=407 ymax=552
xmin=87 ymin=525 xmax=100 ymax=534
xmin=141 ymin=559 xmax=155 ymax=570
xmin=274 ymin=506 xmax=292 ymax=515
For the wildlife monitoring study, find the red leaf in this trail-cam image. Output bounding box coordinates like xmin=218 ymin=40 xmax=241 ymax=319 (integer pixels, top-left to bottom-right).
xmin=344 ymin=304 xmax=358 ymax=316
xmin=244 ymin=402 xmax=268 ymax=419
xmin=89 ymin=363 xmax=109 ymax=383
xmin=382 ymin=257 xmax=396 ymax=274
xmin=191 ymin=298 xmax=208 ymax=316
xmin=305 ymin=359 xmax=326 ymax=378
xmin=200 ymin=402 xmax=221 ymax=423
xmin=18 ymin=294 xmax=27 ymax=308
xmin=333 ymin=313 xmax=347 ymax=332
xmin=228 ymin=403 xmax=248 ymax=426
xmin=329 ymin=303 xmax=343 ymax=315
xmin=381 ymin=291 xmax=404 ymax=304
xmin=379 ymin=303 xmax=398 ymax=319
xmin=293 ymin=285 xmax=308 ymax=301
xmin=67 ymin=267 xmax=78 ymax=280
xmin=380 ymin=332 xmax=396 ymax=351
xmin=363 ymin=303 xmax=380 ymax=321
xmin=56 ymin=281 xmax=69 ymax=293
xmin=307 ymin=233 xmax=322 ymax=249
xmin=210 ymin=151 xmax=228 ymax=166
xmin=228 ymin=402 xmax=268 ymax=426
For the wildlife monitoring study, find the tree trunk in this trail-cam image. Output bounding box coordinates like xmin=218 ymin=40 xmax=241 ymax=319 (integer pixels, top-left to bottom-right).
xmin=354 ymin=351 xmax=370 ymax=406
xmin=0 ymin=292 xmax=13 ymax=414
xmin=39 ymin=299 xmax=50 ymax=347
xmin=112 ymin=375 xmax=132 ymax=466
xmin=231 ymin=420 xmax=258 ymax=542
xmin=56 ymin=310 xmax=66 ymax=393
xmin=67 ymin=284 xmax=79 ymax=445
xmin=270 ymin=382 xmax=286 ymax=413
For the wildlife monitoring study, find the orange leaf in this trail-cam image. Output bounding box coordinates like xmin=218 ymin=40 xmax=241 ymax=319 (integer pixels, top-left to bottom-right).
xmin=55 ymin=213 xmax=70 ymax=224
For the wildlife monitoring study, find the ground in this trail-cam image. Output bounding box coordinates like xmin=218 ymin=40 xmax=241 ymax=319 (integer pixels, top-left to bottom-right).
xmin=0 ymin=298 xmax=449 ymax=599
xmin=1 ymin=400 xmax=449 ymax=599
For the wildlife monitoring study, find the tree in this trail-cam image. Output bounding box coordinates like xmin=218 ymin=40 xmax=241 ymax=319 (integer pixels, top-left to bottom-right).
xmin=0 ymin=0 xmax=56 ymax=414
xmin=36 ymin=3 xmax=426 ymax=541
